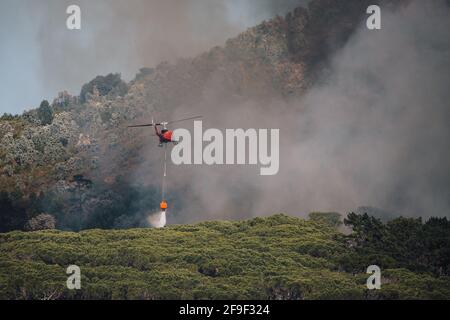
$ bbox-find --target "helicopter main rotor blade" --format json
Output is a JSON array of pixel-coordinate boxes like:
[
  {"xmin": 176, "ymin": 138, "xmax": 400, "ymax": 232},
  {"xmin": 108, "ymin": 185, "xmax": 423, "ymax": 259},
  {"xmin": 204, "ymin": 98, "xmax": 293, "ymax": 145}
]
[
  {"xmin": 128, "ymin": 116, "xmax": 202, "ymax": 128},
  {"xmin": 127, "ymin": 124, "xmax": 155, "ymax": 128},
  {"xmin": 167, "ymin": 116, "xmax": 203, "ymax": 125}
]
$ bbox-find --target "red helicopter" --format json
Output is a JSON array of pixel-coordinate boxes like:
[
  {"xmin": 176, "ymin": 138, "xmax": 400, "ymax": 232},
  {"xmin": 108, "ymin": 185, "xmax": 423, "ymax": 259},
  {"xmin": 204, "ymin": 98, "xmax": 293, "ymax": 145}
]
[
  {"xmin": 127, "ymin": 115, "xmax": 201, "ymax": 218},
  {"xmin": 128, "ymin": 115, "xmax": 202, "ymax": 147}
]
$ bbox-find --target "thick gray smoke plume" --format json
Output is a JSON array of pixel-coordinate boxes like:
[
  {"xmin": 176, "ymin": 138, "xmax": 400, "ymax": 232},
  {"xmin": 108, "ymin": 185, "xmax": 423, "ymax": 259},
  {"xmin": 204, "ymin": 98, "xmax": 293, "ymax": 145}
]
[
  {"xmin": 158, "ymin": 0, "xmax": 450, "ymax": 223},
  {"xmin": 290, "ymin": 0, "xmax": 450, "ymax": 219},
  {"xmin": 0, "ymin": 0, "xmax": 306, "ymax": 114}
]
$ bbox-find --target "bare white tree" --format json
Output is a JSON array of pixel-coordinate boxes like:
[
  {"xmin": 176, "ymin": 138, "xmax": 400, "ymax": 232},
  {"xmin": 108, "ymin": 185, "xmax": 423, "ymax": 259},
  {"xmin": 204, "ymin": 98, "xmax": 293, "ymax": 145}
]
[{"xmin": 25, "ymin": 213, "xmax": 56, "ymax": 231}]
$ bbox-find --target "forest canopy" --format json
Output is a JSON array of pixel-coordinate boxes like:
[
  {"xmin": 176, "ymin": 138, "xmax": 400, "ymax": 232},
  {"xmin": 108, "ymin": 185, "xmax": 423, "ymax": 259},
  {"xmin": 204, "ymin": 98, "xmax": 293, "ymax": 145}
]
[{"xmin": 0, "ymin": 213, "xmax": 449, "ymax": 300}]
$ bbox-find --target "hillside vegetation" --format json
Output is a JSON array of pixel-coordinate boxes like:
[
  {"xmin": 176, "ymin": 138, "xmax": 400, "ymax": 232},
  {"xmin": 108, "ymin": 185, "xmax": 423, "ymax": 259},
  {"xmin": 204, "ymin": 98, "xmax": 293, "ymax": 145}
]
[{"xmin": 1, "ymin": 214, "xmax": 449, "ymax": 300}]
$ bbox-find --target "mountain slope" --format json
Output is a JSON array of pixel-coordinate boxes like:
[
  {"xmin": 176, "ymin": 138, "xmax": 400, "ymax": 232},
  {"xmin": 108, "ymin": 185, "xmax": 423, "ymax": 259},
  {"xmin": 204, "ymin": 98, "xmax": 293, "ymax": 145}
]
[{"xmin": 0, "ymin": 0, "xmax": 410, "ymax": 231}]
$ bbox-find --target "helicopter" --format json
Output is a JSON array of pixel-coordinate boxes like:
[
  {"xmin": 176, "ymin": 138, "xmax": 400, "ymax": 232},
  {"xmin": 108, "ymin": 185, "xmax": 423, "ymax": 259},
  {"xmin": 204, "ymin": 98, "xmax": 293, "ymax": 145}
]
[
  {"xmin": 128, "ymin": 115, "xmax": 202, "ymax": 147},
  {"xmin": 128, "ymin": 115, "xmax": 202, "ymax": 219}
]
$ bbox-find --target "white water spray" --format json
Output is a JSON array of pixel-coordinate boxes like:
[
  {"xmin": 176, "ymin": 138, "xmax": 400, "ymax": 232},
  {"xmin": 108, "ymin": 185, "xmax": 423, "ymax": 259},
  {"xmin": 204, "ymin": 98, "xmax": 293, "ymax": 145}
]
[{"xmin": 147, "ymin": 210, "xmax": 167, "ymax": 228}]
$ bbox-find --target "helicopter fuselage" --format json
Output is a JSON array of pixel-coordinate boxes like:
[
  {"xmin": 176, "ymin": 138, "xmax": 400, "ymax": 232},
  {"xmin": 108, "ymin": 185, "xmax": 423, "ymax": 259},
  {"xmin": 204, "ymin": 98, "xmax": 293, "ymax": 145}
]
[{"xmin": 156, "ymin": 127, "xmax": 178, "ymax": 146}]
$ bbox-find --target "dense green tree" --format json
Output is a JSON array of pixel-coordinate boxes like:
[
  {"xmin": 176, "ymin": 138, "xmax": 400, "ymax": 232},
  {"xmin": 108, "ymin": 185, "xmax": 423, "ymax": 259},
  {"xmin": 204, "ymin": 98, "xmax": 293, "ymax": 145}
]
[
  {"xmin": 1, "ymin": 214, "xmax": 449, "ymax": 300},
  {"xmin": 0, "ymin": 191, "xmax": 27, "ymax": 232},
  {"xmin": 0, "ymin": 113, "xmax": 18, "ymax": 121},
  {"xmin": 344, "ymin": 212, "xmax": 386, "ymax": 246},
  {"xmin": 309, "ymin": 212, "xmax": 342, "ymax": 228},
  {"xmin": 343, "ymin": 212, "xmax": 450, "ymax": 276},
  {"xmin": 70, "ymin": 175, "xmax": 93, "ymax": 230},
  {"xmin": 79, "ymin": 73, "xmax": 128, "ymax": 103},
  {"xmin": 422, "ymin": 217, "xmax": 450, "ymax": 275},
  {"xmin": 37, "ymin": 100, "xmax": 53, "ymax": 125}
]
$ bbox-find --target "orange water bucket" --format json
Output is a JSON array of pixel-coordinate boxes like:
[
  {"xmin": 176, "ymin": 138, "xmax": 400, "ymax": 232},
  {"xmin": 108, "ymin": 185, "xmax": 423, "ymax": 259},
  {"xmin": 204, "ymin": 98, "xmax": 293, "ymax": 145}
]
[{"xmin": 160, "ymin": 200, "xmax": 168, "ymax": 211}]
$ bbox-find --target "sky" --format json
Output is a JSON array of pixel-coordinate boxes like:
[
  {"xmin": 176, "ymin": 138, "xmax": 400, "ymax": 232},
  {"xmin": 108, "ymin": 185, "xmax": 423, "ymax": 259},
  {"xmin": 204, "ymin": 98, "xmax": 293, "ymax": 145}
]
[{"xmin": 0, "ymin": 0, "xmax": 305, "ymax": 115}]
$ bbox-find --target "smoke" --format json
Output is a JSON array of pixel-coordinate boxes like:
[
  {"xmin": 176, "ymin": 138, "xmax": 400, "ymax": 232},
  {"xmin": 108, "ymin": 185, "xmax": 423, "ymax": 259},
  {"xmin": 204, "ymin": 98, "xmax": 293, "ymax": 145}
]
[
  {"xmin": 0, "ymin": 0, "xmax": 307, "ymax": 114},
  {"xmin": 150, "ymin": 0, "xmax": 450, "ymax": 223},
  {"xmin": 289, "ymin": 0, "xmax": 450, "ymax": 219}
]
